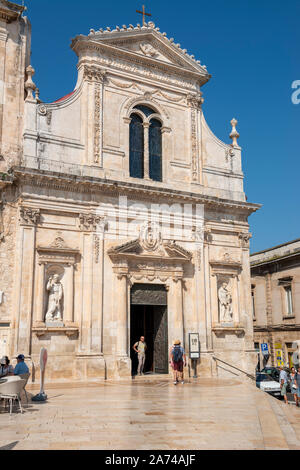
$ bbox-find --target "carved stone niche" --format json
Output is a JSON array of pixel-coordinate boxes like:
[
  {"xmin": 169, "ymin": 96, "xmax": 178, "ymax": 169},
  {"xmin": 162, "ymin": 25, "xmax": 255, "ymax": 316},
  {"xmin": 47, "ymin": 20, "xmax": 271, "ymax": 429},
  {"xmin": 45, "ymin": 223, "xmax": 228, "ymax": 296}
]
[
  {"xmin": 33, "ymin": 234, "xmax": 80, "ymax": 336},
  {"xmin": 210, "ymin": 256, "xmax": 245, "ymax": 336}
]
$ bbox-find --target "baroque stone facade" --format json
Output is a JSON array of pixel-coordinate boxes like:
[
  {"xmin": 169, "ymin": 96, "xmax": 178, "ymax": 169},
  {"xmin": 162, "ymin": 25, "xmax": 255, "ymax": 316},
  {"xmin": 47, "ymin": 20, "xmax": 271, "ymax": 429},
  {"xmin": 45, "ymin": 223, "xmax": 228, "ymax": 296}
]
[
  {"xmin": 0, "ymin": 2, "xmax": 260, "ymax": 380},
  {"xmin": 251, "ymin": 239, "xmax": 300, "ymax": 369}
]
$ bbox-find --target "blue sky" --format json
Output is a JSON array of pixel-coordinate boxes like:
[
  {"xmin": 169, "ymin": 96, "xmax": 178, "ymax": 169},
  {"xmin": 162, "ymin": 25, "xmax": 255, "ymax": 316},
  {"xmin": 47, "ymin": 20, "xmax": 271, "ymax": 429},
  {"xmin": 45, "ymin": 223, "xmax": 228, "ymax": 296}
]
[{"xmin": 22, "ymin": 0, "xmax": 299, "ymax": 253}]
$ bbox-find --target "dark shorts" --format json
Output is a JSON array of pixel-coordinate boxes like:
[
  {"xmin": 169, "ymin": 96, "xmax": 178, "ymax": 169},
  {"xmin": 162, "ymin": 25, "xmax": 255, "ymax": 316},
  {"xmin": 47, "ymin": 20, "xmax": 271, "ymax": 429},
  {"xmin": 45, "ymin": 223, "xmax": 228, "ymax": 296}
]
[{"xmin": 173, "ymin": 360, "xmax": 183, "ymax": 372}]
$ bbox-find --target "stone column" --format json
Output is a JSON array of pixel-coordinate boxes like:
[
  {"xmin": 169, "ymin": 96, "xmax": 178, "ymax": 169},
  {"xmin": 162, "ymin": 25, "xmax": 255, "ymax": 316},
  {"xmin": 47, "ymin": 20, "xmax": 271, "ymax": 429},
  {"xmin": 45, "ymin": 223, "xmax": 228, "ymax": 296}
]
[
  {"xmin": 172, "ymin": 276, "xmax": 184, "ymax": 345},
  {"xmin": 210, "ymin": 274, "xmax": 219, "ymax": 324},
  {"xmin": 0, "ymin": 24, "xmax": 7, "ymax": 151},
  {"xmin": 143, "ymin": 122, "xmax": 150, "ymax": 180},
  {"xmin": 116, "ymin": 273, "xmax": 128, "ymax": 357},
  {"xmin": 35, "ymin": 261, "xmax": 45, "ymax": 325},
  {"xmin": 203, "ymin": 235, "xmax": 213, "ymax": 350},
  {"xmin": 12, "ymin": 208, "xmax": 40, "ymax": 356},
  {"xmin": 79, "ymin": 232, "xmax": 93, "ymax": 352},
  {"xmin": 265, "ymin": 271, "xmax": 274, "ymax": 366},
  {"xmin": 64, "ymin": 263, "xmax": 74, "ymax": 325}
]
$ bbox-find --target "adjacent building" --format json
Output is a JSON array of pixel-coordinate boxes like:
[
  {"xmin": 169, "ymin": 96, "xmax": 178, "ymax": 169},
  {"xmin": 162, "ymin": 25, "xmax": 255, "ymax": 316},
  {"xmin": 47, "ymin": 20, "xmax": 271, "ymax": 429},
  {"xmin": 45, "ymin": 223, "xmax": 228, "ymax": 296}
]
[{"xmin": 251, "ymin": 239, "xmax": 300, "ymax": 369}]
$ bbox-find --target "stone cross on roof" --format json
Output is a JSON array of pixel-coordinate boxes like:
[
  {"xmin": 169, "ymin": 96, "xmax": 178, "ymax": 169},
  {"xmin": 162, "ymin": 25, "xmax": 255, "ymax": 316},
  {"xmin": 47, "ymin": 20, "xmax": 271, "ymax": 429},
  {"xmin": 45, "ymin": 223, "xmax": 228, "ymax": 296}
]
[{"xmin": 136, "ymin": 5, "xmax": 152, "ymax": 26}]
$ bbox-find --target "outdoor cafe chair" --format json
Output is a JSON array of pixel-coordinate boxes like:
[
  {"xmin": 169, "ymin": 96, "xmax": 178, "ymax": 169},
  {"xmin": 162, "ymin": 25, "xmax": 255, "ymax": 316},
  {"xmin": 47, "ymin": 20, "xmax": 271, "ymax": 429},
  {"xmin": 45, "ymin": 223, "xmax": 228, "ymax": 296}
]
[{"xmin": 0, "ymin": 378, "xmax": 25, "ymax": 415}]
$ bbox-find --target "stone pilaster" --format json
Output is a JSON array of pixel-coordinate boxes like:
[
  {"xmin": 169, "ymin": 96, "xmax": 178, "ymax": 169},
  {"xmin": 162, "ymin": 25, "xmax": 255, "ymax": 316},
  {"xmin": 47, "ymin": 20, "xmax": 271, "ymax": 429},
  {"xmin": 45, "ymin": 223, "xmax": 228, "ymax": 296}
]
[{"xmin": 12, "ymin": 207, "xmax": 40, "ymax": 356}]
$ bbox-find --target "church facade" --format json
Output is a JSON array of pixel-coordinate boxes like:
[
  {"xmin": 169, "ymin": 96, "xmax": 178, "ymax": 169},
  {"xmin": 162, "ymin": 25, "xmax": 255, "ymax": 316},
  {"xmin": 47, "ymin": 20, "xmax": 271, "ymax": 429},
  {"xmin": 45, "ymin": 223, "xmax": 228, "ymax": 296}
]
[{"xmin": 0, "ymin": 1, "xmax": 260, "ymax": 380}]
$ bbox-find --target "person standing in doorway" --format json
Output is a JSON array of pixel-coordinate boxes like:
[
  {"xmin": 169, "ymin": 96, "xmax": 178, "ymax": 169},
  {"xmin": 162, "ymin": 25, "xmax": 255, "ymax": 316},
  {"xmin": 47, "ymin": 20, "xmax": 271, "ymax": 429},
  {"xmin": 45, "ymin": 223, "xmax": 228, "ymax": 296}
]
[
  {"xmin": 170, "ymin": 340, "xmax": 186, "ymax": 385},
  {"xmin": 133, "ymin": 336, "xmax": 147, "ymax": 376}
]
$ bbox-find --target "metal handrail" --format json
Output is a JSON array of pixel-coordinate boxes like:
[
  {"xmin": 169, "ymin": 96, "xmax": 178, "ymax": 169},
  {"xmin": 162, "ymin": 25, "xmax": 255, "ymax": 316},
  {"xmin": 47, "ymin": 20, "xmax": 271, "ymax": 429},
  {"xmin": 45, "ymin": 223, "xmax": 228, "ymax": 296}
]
[{"xmin": 212, "ymin": 356, "xmax": 256, "ymax": 381}]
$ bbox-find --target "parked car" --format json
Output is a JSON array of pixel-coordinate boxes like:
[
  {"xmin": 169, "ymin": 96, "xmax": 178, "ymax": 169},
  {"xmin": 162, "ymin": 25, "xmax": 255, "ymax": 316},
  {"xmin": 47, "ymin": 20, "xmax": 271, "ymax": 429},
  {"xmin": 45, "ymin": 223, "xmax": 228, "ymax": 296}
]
[
  {"xmin": 256, "ymin": 373, "xmax": 281, "ymax": 398},
  {"xmin": 261, "ymin": 366, "xmax": 291, "ymax": 392}
]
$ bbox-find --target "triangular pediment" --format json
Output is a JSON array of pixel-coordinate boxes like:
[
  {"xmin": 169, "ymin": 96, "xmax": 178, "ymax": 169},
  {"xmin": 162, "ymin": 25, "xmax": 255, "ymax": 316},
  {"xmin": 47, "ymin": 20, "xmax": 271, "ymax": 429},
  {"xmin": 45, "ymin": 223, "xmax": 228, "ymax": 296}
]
[
  {"xmin": 108, "ymin": 238, "xmax": 192, "ymax": 262},
  {"xmin": 72, "ymin": 24, "xmax": 210, "ymax": 82}
]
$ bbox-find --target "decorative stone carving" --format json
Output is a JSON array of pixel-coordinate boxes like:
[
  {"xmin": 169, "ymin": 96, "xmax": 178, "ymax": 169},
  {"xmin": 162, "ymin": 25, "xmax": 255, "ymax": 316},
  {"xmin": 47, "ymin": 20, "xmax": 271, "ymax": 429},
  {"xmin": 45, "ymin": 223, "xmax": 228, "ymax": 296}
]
[
  {"xmin": 94, "ymin": 85, "xmax": 101, "ymax": 163},
  {"xmin": 238, "ymin": 232, "xmax": 252, "ymax": 248},
  {"xmin": 139, "ymin": 221, "xmax": 161, "ymax": 252},
  {"xmin": 38, "ymin": 104, "xmax": 47, "ymax": 116},
  {"xmin": 218, "ymin": 281, "xmax": 233, "ymax": 323},
  {"xmin": 191, "ymin": 108, "xmax": 198, "ymax": 181},
  {"xmin": 45, "ymin": 274, "xmax": 64, "ymax": 323},
  {"xmin": 25, "ymin": 65, "xmax": 37, "ymax": 102},
  {"xmin": 187, "ymin": 92, "xmax": 204, "ymax": 109},
  {"xmin": 19, "ymin": 207, "xmax": 41, "ymax": 226},
  {"xmin": 229, "ymin": 118, "xmax": 240, "ymax": 147},
  {"xmin": 192, "ymin": 226, "xmax": 204, "ymax": 242},
  {"xmin": 140, "ymin": 42, "xmax": 157, "ymax": 57},
  {"xmin": 204, "ymin": 228, "xmax": 213, "ymax": 243},
  {"xmin": 225, "ymin": 147, "xmax": 235, "ymax": 162},
  {"xmin": 79, "ymin": 213, "xmax": 102, "ymax": 231},
  {"xmin": 50, "ymin": 232, "xmax": 68, "ymax": 249},
  {"xmin": 94, "ymin": 234, "xmax": 100, "ymax": 264},
  {"xmin": 83, "ymin": 65, "xmax": 106, "ymax": 83}
]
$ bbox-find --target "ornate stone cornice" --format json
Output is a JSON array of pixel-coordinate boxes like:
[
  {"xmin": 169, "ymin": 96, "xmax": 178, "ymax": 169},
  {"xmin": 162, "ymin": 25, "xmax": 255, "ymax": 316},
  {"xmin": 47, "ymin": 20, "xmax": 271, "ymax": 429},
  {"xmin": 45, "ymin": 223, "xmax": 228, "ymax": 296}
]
[
  {"xmin": 71, "ymin": 22, "xmax": 210, "ymax": 82},
  {"xmin": 0, "ymin": 0, "xmax": 25, "ymax": 23},
  {"xmin": 75, "ymin": 41, "xmax": 205, "ymax": 91},
  {"xmin": 12, "ymin": 167, "xmax": 261, "ymax": 215}
]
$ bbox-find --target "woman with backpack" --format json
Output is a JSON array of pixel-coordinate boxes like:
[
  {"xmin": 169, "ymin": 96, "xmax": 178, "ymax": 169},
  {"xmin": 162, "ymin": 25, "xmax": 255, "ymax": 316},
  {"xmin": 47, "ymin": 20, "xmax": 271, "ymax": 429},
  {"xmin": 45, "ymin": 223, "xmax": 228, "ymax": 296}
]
[{"xmin": 169, "ymin": 339, "xmax": 186, "ymax": 385}]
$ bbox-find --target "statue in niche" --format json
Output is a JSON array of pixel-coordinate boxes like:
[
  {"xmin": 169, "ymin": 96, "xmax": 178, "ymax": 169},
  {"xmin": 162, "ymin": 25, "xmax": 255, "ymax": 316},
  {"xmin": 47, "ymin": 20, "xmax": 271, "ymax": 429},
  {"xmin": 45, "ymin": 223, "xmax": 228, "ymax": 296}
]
[
  {"xmin": 218, "ymin": 281, "xmax": 233, "ymax": 323},
  {"xmin": 45, "ymin": 274, "xmax": 64, "ymax": 322}
]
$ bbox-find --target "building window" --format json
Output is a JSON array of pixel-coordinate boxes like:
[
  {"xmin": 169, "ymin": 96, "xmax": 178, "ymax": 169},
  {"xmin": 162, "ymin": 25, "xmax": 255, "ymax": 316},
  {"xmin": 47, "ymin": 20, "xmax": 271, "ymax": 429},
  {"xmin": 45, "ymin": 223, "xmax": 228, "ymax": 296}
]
[
  {"xmin": 129, "ymin": 105, "xmax": 163, "ymax": 182},
  {"xmin": 284, "ymin": 285, "xmax": 293, "ymax": 315},
  {"xmin": 254, "ymin": 342, "xmax": 260, "ymax": 352},
  {"xmin": 129, "ymin": 114, "xmax": 144, "ymax": 179},
  {"xmin": 251, "ymin": 285, "xmax": 256, "ymax": 320},
  {"xmin": 149, "ymin": 118, "xmax": 162, "ymax": 182},
  {"xmin": 278, "ymin": 277, "xmax": 293, "ymax": 316}
]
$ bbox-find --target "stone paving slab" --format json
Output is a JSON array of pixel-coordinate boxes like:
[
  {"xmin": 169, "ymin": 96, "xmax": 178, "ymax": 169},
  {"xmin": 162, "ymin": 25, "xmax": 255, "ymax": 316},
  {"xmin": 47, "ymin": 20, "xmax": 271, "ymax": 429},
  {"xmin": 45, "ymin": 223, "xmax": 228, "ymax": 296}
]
[{"xmin": 0, "ymin": 377, "xmax": 299, "ymax": 450}]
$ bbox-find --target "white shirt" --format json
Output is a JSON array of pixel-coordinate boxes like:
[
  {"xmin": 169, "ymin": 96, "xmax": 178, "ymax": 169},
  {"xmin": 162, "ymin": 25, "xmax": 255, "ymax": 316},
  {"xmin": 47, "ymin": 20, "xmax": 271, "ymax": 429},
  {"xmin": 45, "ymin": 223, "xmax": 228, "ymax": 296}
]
[{"xmin": 279, "ymin": 370, "xmax": 288, "ymax": 384}]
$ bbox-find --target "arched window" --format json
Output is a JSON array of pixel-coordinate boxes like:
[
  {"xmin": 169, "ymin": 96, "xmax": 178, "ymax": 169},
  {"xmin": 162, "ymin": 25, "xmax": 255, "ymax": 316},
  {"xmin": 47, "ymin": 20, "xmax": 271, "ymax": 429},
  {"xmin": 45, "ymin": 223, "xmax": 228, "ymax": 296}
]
[
  {"xmin": 149, "ymin": 118, "xmax": 162, "ymax": 182},
  {"xmin": 129, "ymin": 113, "xmax": 144, "ymax": 179},
  {"xmin": 129, "ymin": 105, "xmax": 163, "ymax": 182}
]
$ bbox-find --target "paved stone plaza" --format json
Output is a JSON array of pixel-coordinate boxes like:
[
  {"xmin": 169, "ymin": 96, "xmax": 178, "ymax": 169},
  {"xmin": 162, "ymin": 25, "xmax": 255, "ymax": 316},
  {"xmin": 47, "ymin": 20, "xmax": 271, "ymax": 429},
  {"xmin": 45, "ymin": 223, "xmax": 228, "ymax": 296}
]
[{"xmin": 0, "ymin": 377, "xmax": 299, "ymax": 450}]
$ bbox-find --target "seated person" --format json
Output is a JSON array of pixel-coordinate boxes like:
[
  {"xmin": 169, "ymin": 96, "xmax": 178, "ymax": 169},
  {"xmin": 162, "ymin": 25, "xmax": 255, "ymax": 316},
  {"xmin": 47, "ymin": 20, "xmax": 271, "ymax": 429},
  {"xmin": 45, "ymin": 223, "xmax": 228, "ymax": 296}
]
[
  {"xmin": 14, "ymin": 354, "xmax": 29, "ymax": 376},
  {"xmin": 0, "ymin": 356, "xmax": 14, "ymax": 377}
]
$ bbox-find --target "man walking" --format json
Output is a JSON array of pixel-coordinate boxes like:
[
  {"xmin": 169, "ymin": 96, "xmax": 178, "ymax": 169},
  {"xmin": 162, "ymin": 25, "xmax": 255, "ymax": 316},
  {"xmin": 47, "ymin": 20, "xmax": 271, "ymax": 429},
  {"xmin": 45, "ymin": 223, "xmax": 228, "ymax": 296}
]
[
  {"xmin": 170, "ymin": 339, "xmax": 186, "ymax": 385},
  {"xmin": 133, "ymin": 336, "xmax": 147, "ymax": 376},
  {"xmin": 279, "ymin": 365, "xmax": 289, "ymax": 405}
]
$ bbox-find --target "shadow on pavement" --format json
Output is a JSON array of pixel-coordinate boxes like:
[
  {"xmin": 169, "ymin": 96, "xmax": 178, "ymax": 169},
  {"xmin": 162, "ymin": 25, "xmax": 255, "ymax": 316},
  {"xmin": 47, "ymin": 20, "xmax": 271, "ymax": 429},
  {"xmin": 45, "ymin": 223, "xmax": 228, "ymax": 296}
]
[{"xmin": 0, "ymin": 441, "xmax": 19, "ymax": 450}]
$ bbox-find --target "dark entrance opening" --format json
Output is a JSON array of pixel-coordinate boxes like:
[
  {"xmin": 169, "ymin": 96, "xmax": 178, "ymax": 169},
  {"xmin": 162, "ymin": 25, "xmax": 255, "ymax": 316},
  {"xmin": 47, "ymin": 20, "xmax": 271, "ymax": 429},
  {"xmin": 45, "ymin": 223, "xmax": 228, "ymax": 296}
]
[{"xmin": 130, "ymin": 284, "xmax": 168, "ymax": 376}]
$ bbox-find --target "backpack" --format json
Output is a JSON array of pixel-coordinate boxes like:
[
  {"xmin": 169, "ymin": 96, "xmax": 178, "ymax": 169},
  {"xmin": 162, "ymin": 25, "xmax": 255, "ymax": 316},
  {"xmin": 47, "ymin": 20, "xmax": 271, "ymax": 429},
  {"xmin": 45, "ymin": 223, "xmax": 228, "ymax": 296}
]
[{"xmin": 172, "ymin": 345, "xmax": 183, "ymax": 363}]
